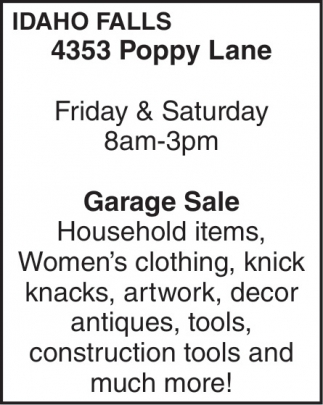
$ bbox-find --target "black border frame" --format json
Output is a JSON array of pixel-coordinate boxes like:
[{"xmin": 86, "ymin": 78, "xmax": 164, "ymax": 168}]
[{"xmin": 0, "ymin": 0, "xmax": 322, "ymax": 404}]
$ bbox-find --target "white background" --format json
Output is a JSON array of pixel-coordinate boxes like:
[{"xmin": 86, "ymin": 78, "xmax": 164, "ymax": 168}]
[{"xmin": 3, "ymin": 3, "xmax": 321, "ymax": 402}]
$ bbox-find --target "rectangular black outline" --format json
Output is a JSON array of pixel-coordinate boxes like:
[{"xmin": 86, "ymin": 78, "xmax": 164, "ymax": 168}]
[{"xmin": 0, "ymin": 0, "xmax": 321, "ymax": 404}]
